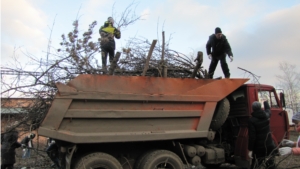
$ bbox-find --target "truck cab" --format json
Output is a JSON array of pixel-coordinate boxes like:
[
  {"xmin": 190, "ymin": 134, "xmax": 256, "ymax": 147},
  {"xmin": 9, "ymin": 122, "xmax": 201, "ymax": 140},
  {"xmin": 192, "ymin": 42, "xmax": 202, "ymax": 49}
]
[{"xmin": 223, "ymin": 84, "xmax": 289, "ymax": 168}]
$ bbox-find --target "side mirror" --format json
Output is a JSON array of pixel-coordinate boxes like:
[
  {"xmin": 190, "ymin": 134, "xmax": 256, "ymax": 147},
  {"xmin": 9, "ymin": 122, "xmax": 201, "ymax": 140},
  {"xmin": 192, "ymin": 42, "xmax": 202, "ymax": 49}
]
[{"xmin": 280, "ymin": 92, "xmax": 285, "ymax": 107}]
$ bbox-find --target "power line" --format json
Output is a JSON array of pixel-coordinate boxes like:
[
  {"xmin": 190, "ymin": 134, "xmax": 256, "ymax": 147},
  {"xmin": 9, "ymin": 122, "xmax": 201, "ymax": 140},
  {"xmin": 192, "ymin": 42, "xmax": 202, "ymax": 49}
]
[{"xmin": 0, "ymin": 69, "xmax": 46, "ymax": 76}]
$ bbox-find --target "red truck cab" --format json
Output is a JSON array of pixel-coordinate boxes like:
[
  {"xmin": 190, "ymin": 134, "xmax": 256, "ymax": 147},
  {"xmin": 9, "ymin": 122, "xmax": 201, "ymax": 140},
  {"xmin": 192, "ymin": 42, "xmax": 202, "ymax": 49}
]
[{"xmin": 225, "ymin": 84, "xmax": 289, "ymax": 168}]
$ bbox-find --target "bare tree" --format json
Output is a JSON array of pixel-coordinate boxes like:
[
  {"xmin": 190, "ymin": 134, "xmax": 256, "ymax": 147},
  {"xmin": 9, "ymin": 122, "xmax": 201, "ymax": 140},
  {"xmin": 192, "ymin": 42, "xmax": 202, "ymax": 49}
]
[
  {"xmin": 117, "ymin": 35, "xmax": 206, "ymax": 78},
  {"xmin": 112, "ymin": 1, "xmax": 144, "ymax": 29},
  {"xmin": 276, "ymin": 62, "xmax": 300, "ymax": 112}
]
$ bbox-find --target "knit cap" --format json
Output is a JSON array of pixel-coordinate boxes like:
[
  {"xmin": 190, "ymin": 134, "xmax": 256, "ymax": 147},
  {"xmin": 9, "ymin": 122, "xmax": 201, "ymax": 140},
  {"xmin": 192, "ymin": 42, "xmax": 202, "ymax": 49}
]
[
  {"xmin": 215, "ymin": 27, "xmax": 222, "ymax": 34},
  {"xmin": 252, "ymin": 101, "xmax": 262, "ymax": 111}
]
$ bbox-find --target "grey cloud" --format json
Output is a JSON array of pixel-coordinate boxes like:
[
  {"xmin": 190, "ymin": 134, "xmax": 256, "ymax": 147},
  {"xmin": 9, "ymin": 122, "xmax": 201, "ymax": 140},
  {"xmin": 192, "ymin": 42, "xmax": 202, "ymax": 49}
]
[
  {"xmin": 1, "ymin": 0, "xmax": 48, "ymax": 65},
  {"xmin": 229, "ymin": 4, "xmax": 300, "ymax": 85}
]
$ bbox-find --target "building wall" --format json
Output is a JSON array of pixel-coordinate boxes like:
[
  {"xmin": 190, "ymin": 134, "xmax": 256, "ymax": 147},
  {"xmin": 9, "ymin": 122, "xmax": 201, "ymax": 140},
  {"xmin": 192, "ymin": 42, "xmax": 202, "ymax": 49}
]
[{"xmin": 1, "ymin": 98, "xmax": 35, "ymax": 132}]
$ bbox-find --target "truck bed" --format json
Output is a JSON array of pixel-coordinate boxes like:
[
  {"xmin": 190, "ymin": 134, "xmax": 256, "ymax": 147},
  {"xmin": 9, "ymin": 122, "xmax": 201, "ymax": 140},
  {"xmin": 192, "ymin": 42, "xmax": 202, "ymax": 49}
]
[{"xmin": 38, "ymin": 75, "xmax": 248, "ymax": 143}]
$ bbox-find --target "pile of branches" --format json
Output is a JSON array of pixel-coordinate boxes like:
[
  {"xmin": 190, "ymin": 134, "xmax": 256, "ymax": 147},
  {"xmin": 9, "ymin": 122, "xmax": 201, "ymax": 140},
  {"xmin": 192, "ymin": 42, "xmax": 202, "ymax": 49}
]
[
  {"xmin": 53, "ymin": 20, "xmax": 208, "ymax": 79},
  {"xmin": 115, "ymin": 37, "xmax": 207, "ymax": 78}
]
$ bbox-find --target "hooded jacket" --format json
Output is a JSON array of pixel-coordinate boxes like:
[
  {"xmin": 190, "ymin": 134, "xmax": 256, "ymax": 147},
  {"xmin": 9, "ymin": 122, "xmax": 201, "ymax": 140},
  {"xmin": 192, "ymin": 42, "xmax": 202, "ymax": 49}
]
[
  {"xmin": 1, "ymin": 130, "xmax": 21, "ymax": 164},
  {"xmin": 206, "ymin": 34, "xmax": 233, "ymax": 59},
  {"xmin": 248, "ymin": 101, "xmax": 276, "ymax": 154}
]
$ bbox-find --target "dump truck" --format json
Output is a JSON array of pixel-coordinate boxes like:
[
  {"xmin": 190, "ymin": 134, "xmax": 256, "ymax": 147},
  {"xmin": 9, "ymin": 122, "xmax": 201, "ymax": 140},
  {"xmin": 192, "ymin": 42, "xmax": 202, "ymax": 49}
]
[{"xmin": 38, "ymin": 74, "xmax": 289, "ymax": 169}]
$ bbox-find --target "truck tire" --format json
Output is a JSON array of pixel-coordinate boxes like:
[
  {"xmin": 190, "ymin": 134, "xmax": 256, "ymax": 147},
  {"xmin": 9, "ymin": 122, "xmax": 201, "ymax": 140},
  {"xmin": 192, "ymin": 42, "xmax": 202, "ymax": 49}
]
[
  {"xmin": 210, "ymin": 98, "xmax": 230, "ymax": 130},
  {"xmin": 74, "ymin": 152, "xmax": 122, "ymax": 169},
  {"xmin": 134, "ymin": 150, "xmax": 157, "ymax": 169},
  {"xmin": 139, "ymin": 150, "xmax": 184, "ymax": 169}
]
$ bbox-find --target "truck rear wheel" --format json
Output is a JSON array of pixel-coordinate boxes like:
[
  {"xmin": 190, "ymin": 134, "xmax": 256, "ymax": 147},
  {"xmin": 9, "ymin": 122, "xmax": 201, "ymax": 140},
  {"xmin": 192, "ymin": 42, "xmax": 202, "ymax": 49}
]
[
  {"xmin": 134, "ymin": 150, "xmax": 157, "ymax": 169},
  {"xmin": 74, "ymin": 152, "xmax": 122, "ymax": 169},
  {"xmin": 210, "ymin": 98, "xmax": 230, "ymax": 130},
  {"xmin": 138, "ymin": 150, "xmax": 184, "ymax": 169}
]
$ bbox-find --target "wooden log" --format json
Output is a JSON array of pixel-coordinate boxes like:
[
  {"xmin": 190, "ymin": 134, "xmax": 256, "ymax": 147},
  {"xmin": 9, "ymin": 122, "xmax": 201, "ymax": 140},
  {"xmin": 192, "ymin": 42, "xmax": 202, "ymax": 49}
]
[
  {"xmin": 161, "ymin": 31, "xmax": 165, "ymax": 62},
  {"xmin": 142, "ymin": 40, "xmax": 157, "ymax": 76},
  {"xmin": 160, "ymin": 31, "xmax": 165, "ymax": 77},
  {"xmin": 191, "ymin": 51, "xmax": 203, "ymax": 78},
  {"xmin": 163, "ymin": 65, "xmax": 167, "ymax": 77}
]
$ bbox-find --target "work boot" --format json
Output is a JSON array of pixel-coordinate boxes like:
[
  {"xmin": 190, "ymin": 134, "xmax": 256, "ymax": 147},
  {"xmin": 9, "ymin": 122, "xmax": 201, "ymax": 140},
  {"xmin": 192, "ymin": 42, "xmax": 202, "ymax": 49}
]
[
  {"xmin": 224, "ymin": 72, "xmax": 230, "ymax": 79},
  {"xmin": 209, "ymin": 73, "xmax": 214, "ymax": 79}
]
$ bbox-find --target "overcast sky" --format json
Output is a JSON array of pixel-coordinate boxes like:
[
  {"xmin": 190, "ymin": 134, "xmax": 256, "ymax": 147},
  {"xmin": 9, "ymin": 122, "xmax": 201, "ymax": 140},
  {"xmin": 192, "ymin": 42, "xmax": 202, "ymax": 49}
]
[{"xmin": 1, "ymin": 0, "xmax": 300, "ymax": 86}]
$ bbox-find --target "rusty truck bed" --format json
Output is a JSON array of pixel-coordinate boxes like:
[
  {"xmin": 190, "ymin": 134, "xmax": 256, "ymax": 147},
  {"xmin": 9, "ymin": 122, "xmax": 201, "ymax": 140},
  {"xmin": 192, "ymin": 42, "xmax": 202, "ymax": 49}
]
[{"xmin": 38, "ymin": 75, "xmax": 248, "ymax": 143}]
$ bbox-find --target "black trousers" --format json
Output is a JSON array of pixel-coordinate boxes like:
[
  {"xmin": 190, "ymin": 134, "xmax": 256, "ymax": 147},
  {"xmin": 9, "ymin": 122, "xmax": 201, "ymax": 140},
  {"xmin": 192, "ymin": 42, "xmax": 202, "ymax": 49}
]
[
  {"xmin": 208, "ymin": 56, "xmax": 230, "ymax": 78},
  {"xmin": 46, "ymin": 143, "xmax": 60, "ymax": 167},
  {"xmin": 101, "ymin": 48, "xmax": 115, "ymax": 67}
]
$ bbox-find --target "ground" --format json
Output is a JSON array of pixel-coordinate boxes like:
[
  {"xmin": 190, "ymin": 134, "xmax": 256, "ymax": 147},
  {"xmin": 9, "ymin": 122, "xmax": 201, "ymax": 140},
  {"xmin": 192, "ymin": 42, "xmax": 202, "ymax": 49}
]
[
  {"xmin": 272, "ymin": 130, "xmax": 300, "ymax": 169},
  {"xmin": 7, "ymin": 131, "xmax": 300, "ymax": 169},
  {"xmin": 14, "ymin": 134, "xmax": 53, "ymax": 168}
]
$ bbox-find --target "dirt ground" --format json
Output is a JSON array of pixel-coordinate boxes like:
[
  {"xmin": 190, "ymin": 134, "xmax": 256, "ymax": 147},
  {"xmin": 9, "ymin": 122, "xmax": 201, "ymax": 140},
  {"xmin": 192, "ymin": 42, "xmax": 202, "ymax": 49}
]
[
  {"xmin": 269, "ymin": 130, "xmax": 300, "ymax": 169},
  {"xmin": 14, "ymin": 133, "xmax": 53, "ymax": 168},
  {"xmin": 7, "ymin": 131, "xmax": 300, "ymax": 169}
]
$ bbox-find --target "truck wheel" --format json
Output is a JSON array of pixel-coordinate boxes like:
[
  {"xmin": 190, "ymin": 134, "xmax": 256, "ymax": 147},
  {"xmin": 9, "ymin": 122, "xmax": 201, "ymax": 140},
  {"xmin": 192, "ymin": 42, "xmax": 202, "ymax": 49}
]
[
  {"xmin": 210, "ymin": 98, "xmax": 230, "ymax": 130},
  {"xmin": 134, "ymin": 150, "xmax": 157, "ymax": 169},
  {"xmin": 74, "ymin": 152, "xmax": 122, "ymax": 169},
  {"xmin": 139, "ymin": 150, "xmax": 184, "ymax": 169}
]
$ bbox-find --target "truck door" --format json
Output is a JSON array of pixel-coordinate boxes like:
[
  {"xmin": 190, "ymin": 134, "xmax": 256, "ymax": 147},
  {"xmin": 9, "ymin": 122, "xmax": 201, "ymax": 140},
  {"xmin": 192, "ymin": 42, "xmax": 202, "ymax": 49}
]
[{"xmin": 257, "ymin": 89, "xmax": 289, "ymax": 143}]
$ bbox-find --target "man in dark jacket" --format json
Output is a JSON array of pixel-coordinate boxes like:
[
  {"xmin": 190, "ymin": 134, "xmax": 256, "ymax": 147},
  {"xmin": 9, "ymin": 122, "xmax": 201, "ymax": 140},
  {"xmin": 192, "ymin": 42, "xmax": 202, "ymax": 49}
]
[
  {"xmin": 248, "ymin": 101, "xmax": 276, "ymax": 169},
  {"xmin": 21, "ymin": 133, "xmax": 35, "ymax": 158},
  {"xmin": 206, "ymin": 27, "xmax": 233, "ymax": 78},
  {"xmin": 99, "ymin": 17, "xmax": 121, "ymax": 71},
  {"xmin": 46, "ymin": 138, "xmax": 60, "ymax": 168},
  {"xmin": 1, "ymin": 129, "xmax": 21, "ymax": 169}
]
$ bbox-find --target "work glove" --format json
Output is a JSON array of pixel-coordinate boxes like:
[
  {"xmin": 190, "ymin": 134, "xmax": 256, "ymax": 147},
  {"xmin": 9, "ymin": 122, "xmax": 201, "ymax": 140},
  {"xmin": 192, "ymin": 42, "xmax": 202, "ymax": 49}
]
[
  {"xmin": 21, "ymin": 144, "xmax": 27, "ymax": 148},
  {"xmin": 208, "ymin": 54, "xmax": 212, "ymax": 60},
  {"xmin": 282, "ymin": 139, "xmax": 295, "ymax": 147},
  {"xmin": 279, "ymin": 147, "xmax": 292, "ymax": 156},
  {"xmin": 248, "ymin": 151, "xmax": 253, "ymax": 159},
  {"xmin": 229, "ymin": 56, "xmax": 233, "ymax": 62}
]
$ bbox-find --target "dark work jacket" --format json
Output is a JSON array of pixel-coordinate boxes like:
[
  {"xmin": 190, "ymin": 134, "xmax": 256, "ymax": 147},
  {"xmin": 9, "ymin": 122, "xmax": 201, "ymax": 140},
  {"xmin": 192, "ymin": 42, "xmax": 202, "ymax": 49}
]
[
  {"xmin": 248, "ymin": 101, "xmax": 275, "ymax": 155},
  {"xmin": 99, "ymin": 21, "xmax": 121, "ymax": 51},
  {"xmin": 206, "ymin": 34, "xmax": 233, "ymax": 59},
  {"xmin": 1, "ymin": 131, "xmax": 21, "ymax": 164},
  {"xmin": 21, "ymin": 136, "xmax": 33, "ymax": 148}
]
